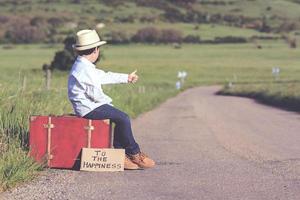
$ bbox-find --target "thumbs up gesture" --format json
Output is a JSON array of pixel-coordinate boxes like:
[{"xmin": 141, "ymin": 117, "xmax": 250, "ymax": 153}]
[{"xmin": 128, "ymin": 70, "xmax": 139, "ymax": 83}]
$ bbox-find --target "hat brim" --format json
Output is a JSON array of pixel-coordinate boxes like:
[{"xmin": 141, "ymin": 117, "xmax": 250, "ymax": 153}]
[{"xmin": 73, "ymin": 41, "xmax": 107, "ymax": 51}]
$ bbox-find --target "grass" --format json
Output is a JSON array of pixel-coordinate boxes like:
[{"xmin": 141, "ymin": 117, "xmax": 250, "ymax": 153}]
[
  {"xmin": 0, "ymin": 41, "xmax": 300, "ymax": 191},
  {"xmin": 0, "ymin": 139, "xmax": 42, "ymax": 191},
  {"xmin": 219, "ymin": 81, "xmax": 300, "ymax": 113},
  {"xmin": 194, "ymin": 0, "xmax": 300, "ymax": 19}
]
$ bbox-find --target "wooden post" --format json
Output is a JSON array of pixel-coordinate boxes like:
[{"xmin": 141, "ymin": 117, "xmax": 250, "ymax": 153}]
[
  {"xmin": 22, "ymin": 75, "xmax": 26, "ymax": 92},
  {"xmin": 46, "ymin": 68, "xmax": 51, "ymax": 90},
  {"xmin": 138, "ymin": 86, "xmax": 146, "ymax": 94}
]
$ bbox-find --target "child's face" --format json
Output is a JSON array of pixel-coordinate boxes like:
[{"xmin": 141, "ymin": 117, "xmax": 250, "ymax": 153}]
[{"xmin": 93, "ymin": 47, "xmax": 100, "ymax": 64}]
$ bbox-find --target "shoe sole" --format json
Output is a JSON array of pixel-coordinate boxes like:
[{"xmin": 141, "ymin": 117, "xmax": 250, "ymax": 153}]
[{"xmin": 124, "ymin": 167, "xmax": 142, "ymax": 170}]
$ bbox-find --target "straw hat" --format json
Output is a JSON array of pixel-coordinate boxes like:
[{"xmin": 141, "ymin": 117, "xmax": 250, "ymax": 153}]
[{"xmin": 74, "ymin": 29, "xmax": 106, "ymax": 51}]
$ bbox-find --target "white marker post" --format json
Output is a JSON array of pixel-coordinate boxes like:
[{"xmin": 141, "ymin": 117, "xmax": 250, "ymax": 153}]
[
  {"xmin": 272, "ymin": 67, "xmax": 280, "ymax": 81},
  {"xmin": 176, "ymin": 70, "xmax": 188, "ymax": 89}
]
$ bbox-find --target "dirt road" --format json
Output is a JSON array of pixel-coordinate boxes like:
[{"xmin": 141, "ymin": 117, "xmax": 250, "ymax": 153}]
[{"xmin": 2, "ymin": 86, "xmax": 300, "ymax": 200}]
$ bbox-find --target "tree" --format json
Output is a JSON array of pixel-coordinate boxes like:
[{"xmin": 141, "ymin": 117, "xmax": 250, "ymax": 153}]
[{"xmin": 46, "ymin": 36, "xmax": 76, "ymax": 71}]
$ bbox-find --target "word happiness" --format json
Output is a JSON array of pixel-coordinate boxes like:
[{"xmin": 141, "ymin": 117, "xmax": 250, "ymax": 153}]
[{"xmin": 81, "ymin": 150, "xmax": 122, "ymax": 170}]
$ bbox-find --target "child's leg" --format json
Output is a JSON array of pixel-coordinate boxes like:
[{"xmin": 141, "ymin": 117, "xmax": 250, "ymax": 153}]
[{"xmin": 83, "ymin": 104, "xmax": 140, "ymax": 155}]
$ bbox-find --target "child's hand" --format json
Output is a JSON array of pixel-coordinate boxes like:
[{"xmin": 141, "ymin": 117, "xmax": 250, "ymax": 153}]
[{"xmin": 128, "ymin": 70, "xmax": 139, "ymax": 83}]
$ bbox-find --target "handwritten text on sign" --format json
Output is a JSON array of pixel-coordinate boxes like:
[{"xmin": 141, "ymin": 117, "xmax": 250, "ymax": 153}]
[{"xmin": 80, "ymin": 148, "xmax": 125, "ymax": 172}]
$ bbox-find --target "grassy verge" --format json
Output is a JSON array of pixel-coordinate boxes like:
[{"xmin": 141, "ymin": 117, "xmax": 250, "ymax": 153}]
[
  {"xmin": 0, "ymin": 138, "xmax": 42, "ymax": 191},
  {"xmin": 218, "ymin": 81, "xmax": 300, "ymax": 113},
  {"xmin": 0, "ymin": 42, "xmax": 300, "ymax": 191}
]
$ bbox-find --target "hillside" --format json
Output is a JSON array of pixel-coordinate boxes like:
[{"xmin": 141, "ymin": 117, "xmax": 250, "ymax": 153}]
[{"xmin": 0, "ymin": 0, "xmax": 300, "ymax": 44}]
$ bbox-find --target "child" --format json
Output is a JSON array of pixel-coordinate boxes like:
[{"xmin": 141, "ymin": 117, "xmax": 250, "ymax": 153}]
[{"xmin": 68, "ymin": 29, "xmax": 155, "ymax": 169}]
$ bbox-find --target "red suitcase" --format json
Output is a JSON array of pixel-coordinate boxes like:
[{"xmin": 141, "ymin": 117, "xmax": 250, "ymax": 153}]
[{"xmin": 29, "ymin": 115, "xmax": 112, "ymax": 169}]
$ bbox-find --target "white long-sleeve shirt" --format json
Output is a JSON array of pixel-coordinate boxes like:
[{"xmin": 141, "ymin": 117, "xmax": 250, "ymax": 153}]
[{"xmin": 68, "ymin": 56, "xmax": 128, "ymax": 116}]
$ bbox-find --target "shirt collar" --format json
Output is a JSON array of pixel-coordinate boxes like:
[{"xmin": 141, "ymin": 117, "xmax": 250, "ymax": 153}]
[{"xmin": 77, "ymin": 56, "xmax": 96, "ymax": 68}]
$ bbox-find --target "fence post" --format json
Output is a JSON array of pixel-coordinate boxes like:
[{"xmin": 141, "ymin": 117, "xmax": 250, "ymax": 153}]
[
  {"xmin": 22, "ymin": 75, "xmax": 26, "ymax": 92},
  {"xmin": 46, "ymin": 68, "xmax": 51, "ymax": 90},
  {"xmin": 43, "ymin": 64, "xmax": 52, "ymax": 90}
]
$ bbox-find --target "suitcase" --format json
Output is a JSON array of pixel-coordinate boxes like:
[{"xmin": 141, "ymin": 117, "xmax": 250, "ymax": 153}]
[{"xmin": 29, "ymin": 115, "xmax": 112, "ymax": 169}]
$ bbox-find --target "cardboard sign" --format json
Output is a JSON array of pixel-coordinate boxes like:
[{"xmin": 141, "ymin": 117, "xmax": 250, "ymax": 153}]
[{"xmin": 80, "ymin": 148, "xmax": 125, "ymax": 172}]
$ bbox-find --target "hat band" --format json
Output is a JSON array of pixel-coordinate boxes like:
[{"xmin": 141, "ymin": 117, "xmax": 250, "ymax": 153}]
[{"xmin": 76, "ymin": 40, "xmax": 101, "ymax": 48}]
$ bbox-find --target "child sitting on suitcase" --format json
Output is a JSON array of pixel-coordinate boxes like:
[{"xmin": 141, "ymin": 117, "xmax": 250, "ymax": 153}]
[{"xmin": 68, "ymin": 29, "xmax": 155, "ymax": 169}]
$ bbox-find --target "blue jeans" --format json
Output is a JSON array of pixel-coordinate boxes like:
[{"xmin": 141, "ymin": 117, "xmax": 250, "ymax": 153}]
[{"xmin": 83, "ymin": 104, "xmax": 140, "ymax": 155}]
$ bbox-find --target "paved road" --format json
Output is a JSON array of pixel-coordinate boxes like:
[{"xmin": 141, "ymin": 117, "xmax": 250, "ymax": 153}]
[{"xmin": 2, "ymin": 86, "xmax": 300, "ymax": 200}]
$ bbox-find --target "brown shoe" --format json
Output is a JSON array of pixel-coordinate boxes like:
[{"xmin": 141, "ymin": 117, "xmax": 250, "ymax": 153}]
[
  {"xmin": 128, "ymin": 152, "xmax": 155, "ymax": 169},
  {"xmin": 124, "ymin": 156, "xmax": 140, "ymax": 170}
]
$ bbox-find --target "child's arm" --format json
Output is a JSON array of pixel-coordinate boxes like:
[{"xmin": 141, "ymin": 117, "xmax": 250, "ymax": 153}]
[{"xmin": 95, "ymin": 69, "xmax": 138, "ymax": 84}]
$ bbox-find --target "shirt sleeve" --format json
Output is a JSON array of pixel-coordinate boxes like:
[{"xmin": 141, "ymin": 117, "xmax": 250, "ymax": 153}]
[{"xmin": 95, "ymin": 69, "xmax": 128, "ymax": 85}]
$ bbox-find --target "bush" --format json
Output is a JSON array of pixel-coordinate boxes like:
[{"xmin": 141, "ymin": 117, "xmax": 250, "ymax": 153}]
[
  {"xmin": 250, "ymin": 35, "xmax": 280, "ymax": 40},
  {"xmin": 167, "ymin": 0, "xmax": 196, "ymax": 5},
  {"xmin": 132, "ymin": 27, "xmax": 183, "ymax": 43},
  {"xmin": 160, "ymin": 29, "xmax": 183, "ymax": 43},
  {"xmin": 139, "ymin": 15, "xmax": 158, "ymax": 23},
  {"xmin": 114, "ymin": 15, "xmax": 135, "ymax": 23},
  {"xmin": 100, "ymin": 0, "xmax": 124, "ymax": 6},
  {"xmin": 109, "ymin": 31, "xmax": 130, "ymax": 44},
  {"xmin": 132, "ymin": 27, "xmax": 161, "ymax": 43},
  {"xmin": 259, "ymin": 18, "xmax": 271, "ymax": 33},
  {"xmin": 214, "ymin": 36, "xmax": 247, "ymax": 43},
  {"xmin": 135, "ymin": 0, "xmax": 168, "ymax": 9},
  {"xmin": 287, "ymin": 38, "xmax": 297, "ymax": 49},
  {"xmin": 5, "ymin": 20, "xmax": 46, "ymax": 43},
  {"xmin": 0, "ymin": 15, "xmax": 9, "ymax": 24},
  {"xmin": 47, "ymin": 17, "xmax": 64, "ymax": 27},
  {"xmin": 223, "ymin": 14, "xmax": 239, "ymax": 24},
  {"xmin": 30, "ymin": 16, "xmax": 46, "ymax": 27},
  {"xmin": 278, "ymin": 22, "xmax": 297, "ymax": 32},
  {"xmin": 183, "ymin": 35, "xmax": 201, "ymax": 43},
  {"xmin": 163, "ymin": 7, "xmax": 185, "ymax": 22}
]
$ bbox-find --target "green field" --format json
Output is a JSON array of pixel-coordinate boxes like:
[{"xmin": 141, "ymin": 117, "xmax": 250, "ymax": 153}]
[
  {"xmin": 1, "ymin": 42, "xmax": 300, "ymax": 115},
  {"xmin": 1, "ymin": 41, "xmax": 300, "ymax": 190},
  {"xmin": 192, "ymin": 0, "xmax": 300, "ymax": 19}
]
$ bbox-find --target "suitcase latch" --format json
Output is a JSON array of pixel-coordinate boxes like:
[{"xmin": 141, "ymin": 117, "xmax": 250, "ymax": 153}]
[
  {"xmin": 84, "ymin": 125, "xmax": 94, "ymax": 131},
  {"xmin": 47, "ymin": 154, "xmax": 54, "ymax": 160},
  {"xmin": 43, "ymin": 123, "xmax": 54, "ymax": 129}
]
